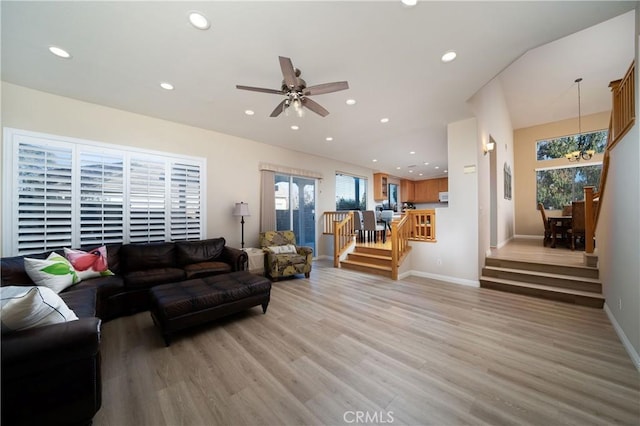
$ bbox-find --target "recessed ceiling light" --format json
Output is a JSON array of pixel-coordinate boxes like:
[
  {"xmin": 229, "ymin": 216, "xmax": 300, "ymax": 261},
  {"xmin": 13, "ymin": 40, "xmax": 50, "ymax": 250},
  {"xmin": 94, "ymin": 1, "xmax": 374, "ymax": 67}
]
[
  {"xmin": 325, "ymin": 137, "xmax": 333, "ymax": 141},
  {"xmin": 424, "ymin": 162, "xmax": 429, "ymax": 166},
  {"xmin": 435, "ymin": 166, "xmax": 440, "ymax": 169},
  {"xmin": 160, "ymin": 82, "xmax": 174, "ymax": 90},
  {"xmin": 396, "ymin": 166, "xmax": 401, "ymax": 170},
  {"xmin": 409, "ymin": 170, "xmax": 414, "ymax": 173},
  {"xmin": 419, "ymin": 173, "xmax": 423, "ymax": 176},
  {"xmin": 444, "ymin": 170, "xmax": 448, "ymax": 173},
  {"xmin": 372, "ymin": 159, "xmax": 378, "ymax": 162},
  {"xmin": 291, "ymin": 125, "xmax": 299, "ymax": 130},
  {"xmin": 409, "ymin": 151, "xmax": 415, "ymax": 155},
  {"xmin": 380, "ymin": 118, "xmax": 389, "ymax": 123},
  {"xmin": 188, "ymin": 11, "xmax": 210, "ymax": 30},
  {"xmin": 244, "ymin": 110, "xmax": 255, "ymax": 116},
  {"xmin": 346, "ymin": 99, "xmax": 356, "ymax": 106},
  {"xmin": 401, "ymin": 0, "xmax": 418, "ymax": 6},
  {"xmin": 48, "ymin": 46, "xmax": 71, "ymax": 59},
  {"xmin": 441, "ymin": 50, "xmax": 457, "ymax": 63}
]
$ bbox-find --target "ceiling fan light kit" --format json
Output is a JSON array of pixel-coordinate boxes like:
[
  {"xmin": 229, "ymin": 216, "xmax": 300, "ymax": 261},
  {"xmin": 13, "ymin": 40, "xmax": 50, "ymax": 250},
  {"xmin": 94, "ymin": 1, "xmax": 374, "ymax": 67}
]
[{"xmin": 236, "ymin": 56, "xmax": 349, "ymax": 118}]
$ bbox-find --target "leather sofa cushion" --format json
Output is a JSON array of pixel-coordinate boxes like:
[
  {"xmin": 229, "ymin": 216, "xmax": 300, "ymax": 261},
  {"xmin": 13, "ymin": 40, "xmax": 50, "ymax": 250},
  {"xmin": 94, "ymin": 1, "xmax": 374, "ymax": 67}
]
[
  {"xmin": 184, "ymin": 261, "xmax": 232, "ymax": 279},
  {"xmin": 175, "ymin": 238, "xmax": 225, "ymax": 265},
  {"xmin": 61, "ymin": 288, "xmax": 97, "ymax": 318},
  {"xmin": 121, "ymin": 242, "xmax": 176, "ymax": 272},
  {"xmin": 123, "ymin": 268, "xmax": 185, "ymax": 289},
  {"xmin": 105, "ymin": 243, "xmax": 122, "ymax": 274},
  {"xmin": 65, "ymin": 275, "xmax": 124, "ymax": 319},
  {"xmin": 1, "ymin": 252, "xmax": 52, "ymax": 286}
]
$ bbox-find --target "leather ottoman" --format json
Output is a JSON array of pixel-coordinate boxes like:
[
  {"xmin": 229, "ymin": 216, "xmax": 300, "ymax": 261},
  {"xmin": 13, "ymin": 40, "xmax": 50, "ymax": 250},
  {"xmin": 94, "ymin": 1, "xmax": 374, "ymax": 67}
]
[{"xmin": 149, "ymin": 271, "xmax": 271, "ymax": 346}]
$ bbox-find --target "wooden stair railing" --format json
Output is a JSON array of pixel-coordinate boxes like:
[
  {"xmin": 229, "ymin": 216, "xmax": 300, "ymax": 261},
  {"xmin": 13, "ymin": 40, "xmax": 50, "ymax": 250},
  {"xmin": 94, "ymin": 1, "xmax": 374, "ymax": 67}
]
[
  {"xmin": 323, "ymin": 211, "xmax": 352, "ymax": 235},
  {"xmin": 390, "ymin": 214, "xmax": 411, "ymax": 280},
  {"xmin": 332, "ymin": 211, "xmax": 355, "ymax": 267},
  {"xmin": 608, "ymin": 61, "xmax": 635, "ymax": 149},
  {"xmin": 406, "ymin": 209, "xmax": 437, "ymax": 241},
  {"xmin": 325, "ymin": 209, "xmax": 437, "ymax": 276},
  {"xmin": 584, "ymin": 60, "xmax": 635, "ymax": 254}
]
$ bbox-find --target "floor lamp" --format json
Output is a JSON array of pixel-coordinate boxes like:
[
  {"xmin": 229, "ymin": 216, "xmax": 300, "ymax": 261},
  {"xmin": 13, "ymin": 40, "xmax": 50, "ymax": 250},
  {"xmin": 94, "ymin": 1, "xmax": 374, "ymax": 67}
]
[{"xmin": 232, "ymin": 202, "xmax": 250, "ymax": 250}]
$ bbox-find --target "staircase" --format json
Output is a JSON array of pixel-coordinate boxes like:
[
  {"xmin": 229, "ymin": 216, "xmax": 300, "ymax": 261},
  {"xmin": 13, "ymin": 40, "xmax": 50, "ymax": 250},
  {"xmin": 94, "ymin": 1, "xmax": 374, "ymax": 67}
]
[
  {"xmin": 341, "ymin": 245, "xmax": 393, "ymax": 278},
  {"xmin": 480, "ymin": 257, "xmax": 604, "ymax": 308}
]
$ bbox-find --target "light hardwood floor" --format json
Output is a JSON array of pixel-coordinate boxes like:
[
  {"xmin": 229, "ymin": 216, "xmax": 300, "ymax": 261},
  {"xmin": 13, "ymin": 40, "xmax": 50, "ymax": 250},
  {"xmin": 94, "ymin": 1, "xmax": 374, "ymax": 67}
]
[
  {"xmin": 94, "ymin": 259, "xmax": 639, "ymax": 426},
  {"xmin": 488, "ymin": 237, "xmax": 586, "ymax": 267}
]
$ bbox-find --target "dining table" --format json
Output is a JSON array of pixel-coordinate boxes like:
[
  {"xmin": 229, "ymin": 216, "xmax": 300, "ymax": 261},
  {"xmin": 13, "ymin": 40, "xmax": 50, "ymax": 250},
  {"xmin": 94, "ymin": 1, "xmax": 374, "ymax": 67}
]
[{"xmin": 548, "ymin": 215, "xmax": 572, "ymax": 248}]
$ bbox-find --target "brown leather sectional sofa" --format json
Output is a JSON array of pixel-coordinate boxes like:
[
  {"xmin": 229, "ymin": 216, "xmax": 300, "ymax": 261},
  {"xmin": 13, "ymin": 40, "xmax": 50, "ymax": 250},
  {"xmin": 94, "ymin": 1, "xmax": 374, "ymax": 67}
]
[{"xmin": 0, "ymin": 237, "xmax": 247, "ymax": 426}]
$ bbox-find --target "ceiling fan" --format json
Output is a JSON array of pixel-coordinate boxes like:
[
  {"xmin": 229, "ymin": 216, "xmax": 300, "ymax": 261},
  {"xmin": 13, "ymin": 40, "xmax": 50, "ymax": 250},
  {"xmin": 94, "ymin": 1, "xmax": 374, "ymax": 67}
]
[{"xmin": 236, "ymin": 56, "xmax": 349, "ymax": 118}]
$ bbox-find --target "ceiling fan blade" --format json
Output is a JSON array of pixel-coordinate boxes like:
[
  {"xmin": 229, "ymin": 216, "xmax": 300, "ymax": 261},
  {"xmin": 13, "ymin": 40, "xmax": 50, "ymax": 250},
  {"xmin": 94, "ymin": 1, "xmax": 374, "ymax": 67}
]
[
  {"xmin": 236, "ymin": 85, "xmax": 283, "ymax": 95},
  {"xmin": 270, "ymin": 99, "xmax": 288, "ymax": 117},
  {"xmin": 279, "ymin": 56, "xmax": 297, "ymax": 88},
  {"xmin": 303, "ymin": 81, "xmax": 349, "ymax": 96},
  {"xmin": 302, "ymin": 98, "xmax": 329, "ymax": 117}
]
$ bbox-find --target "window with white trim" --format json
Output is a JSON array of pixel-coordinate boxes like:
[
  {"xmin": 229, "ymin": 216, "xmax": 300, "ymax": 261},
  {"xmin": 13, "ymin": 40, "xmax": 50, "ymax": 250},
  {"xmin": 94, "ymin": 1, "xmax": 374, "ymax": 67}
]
[{"xmin": 3, "ymin": 128, "xmax": 206, "ymax": 255}]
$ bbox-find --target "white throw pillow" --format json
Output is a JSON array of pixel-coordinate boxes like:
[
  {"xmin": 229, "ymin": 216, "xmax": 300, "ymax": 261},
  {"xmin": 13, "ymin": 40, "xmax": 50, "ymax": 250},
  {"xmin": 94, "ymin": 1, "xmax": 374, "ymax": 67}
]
[
  {"xmin": 267, "ymin": 244, "xmax": 298, "ymax": 254},
  {"xmin": 24, "ymin": 252, "xmax": 80, "ymax": 293},
  {"xmin": 0, "ymin": 286, "xmax": 79, "ymax": 334}
]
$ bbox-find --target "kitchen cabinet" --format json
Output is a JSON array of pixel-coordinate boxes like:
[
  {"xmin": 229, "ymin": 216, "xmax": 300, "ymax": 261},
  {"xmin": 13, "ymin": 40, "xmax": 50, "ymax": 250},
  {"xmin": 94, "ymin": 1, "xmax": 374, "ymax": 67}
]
[
  {"xmin": 400, "ymin": 179, "xmax": 415, "ymax": 203},
  {"xmin": 412, "ymin": 177, "xmax": 448, "ymax": 202},
  {"xmin": 373, "ymin": 173, "xmax": 388, "ymax": 201},
  {"xmin": 438, "ymin": 177, "xmax": 448, "ymax": 192}
]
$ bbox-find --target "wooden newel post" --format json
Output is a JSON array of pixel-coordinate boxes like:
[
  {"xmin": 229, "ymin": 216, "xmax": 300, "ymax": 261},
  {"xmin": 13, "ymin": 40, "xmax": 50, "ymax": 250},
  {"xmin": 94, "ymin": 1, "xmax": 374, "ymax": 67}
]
[
  {"xmin": 333, "ymin": 219, "xmax": 340, "ymax": 267},
  {"xmin": 391, "ymin": 221, "xmax": 399, "ymax": 280},
  {"xmin": 584, "ymin": 186, "xmax": 595, "ymax": 254}
]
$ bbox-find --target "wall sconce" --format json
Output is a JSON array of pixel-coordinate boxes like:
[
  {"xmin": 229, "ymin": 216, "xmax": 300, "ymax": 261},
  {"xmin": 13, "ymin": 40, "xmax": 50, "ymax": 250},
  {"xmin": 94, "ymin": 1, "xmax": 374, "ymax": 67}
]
[{"xmin": 484, "ymin": 136, "xmax": 496, "ymax": 156}]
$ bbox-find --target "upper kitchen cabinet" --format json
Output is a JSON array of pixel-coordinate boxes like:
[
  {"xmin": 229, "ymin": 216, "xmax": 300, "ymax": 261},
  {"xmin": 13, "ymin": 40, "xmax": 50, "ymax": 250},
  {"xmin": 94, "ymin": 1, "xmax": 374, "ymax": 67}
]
[
  {"xmin": 412, "ymin": 177, "xmax": 448, "ymax": 202},
  {"xmin": 400, "ymin": 179, "xmax": 415, "ymax": 203},
  {"xmin": 373, "ymin": 173, "xmax": 388, "ymax": 201}
]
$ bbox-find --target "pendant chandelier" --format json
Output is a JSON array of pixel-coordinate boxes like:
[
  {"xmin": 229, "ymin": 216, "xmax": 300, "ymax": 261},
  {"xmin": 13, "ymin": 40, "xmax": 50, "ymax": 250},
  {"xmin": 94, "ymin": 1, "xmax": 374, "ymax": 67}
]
[{"xmin": 565, "ymin": 77, "xmax": 595, "ymax": 162}]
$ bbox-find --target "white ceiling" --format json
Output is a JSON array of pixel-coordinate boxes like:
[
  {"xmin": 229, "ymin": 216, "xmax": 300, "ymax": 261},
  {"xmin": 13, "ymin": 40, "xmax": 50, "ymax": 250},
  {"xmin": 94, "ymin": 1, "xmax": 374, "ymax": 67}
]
[{"xmin": 1, "ymin": 1, "xmax": 635, "ymax": 179}]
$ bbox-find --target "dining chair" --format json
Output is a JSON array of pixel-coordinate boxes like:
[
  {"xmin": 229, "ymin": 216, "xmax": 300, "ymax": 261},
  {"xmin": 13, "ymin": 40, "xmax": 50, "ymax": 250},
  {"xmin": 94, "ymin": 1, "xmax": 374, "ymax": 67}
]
[
  {"xmin": 362, "ymin": 210, "xmax": 385, "ymax": 243},
  {"xmin": 353, "ymin": 210, "xmax": 364, "ymax": 243},
  {"xmin": 562, "ymin": 205, "xmax": 573, "ymax": 216},
  {"xmin": 380, "ymin": 210, "xmax": 394, "ymax": 233},
  {"xmin": 537, "ymin": 202, "xmax": 551, "ymax": 246},
  {"xmin": 568, "ymin": 201, "xmax": 585, "ymax": 250}
]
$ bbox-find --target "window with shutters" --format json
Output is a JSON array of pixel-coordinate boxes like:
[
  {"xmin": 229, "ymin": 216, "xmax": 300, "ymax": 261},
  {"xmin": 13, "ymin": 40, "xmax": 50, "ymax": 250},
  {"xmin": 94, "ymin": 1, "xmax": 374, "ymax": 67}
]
[{"xmin": 2, "ymin": 128, "xmax": 206, "ymax": 255}]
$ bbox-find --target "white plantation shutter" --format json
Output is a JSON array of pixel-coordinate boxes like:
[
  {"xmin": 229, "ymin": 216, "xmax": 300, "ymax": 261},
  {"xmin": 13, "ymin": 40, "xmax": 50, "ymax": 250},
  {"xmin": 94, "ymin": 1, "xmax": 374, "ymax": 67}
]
[
  {"xmin": 79, "ymin": 151, "xmax": 125, "ymax": 246},
  {"xmin": 3, "ymin": 129, "xmax": 206, "ymax": 255},
  {"xmin": 15, "ymin": 141, "xmax": 73, "ymax": 253},
  {"xmin": 129, "ymin": 157, "xmax": 167, "ymax": 243},
  {"xmin": 170, "ymin": 162, "xmax": 202, "ymax": 241}
]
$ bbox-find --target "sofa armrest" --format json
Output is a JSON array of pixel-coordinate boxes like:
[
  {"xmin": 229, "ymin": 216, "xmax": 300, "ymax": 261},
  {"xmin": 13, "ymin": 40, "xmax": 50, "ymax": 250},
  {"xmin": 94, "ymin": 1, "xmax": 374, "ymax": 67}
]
[
  {"xmin": 220, "ymin": 246, "xmax": 249, "ymax": 271},
  {"xmin": 2, "ymin": 317, "xmax": 102, "ymax": 426},
  {"xmin": 1, "ymin": 317, "xmax": 101, "ymax": 373},
  {"xmin": 296, "ymin": 246, "xmax": 313, "ymax": 257}
]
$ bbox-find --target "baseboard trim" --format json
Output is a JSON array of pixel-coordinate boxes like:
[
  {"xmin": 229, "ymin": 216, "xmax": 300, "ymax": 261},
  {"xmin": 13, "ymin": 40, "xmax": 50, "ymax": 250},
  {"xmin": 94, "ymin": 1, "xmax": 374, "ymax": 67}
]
[
  {"xmin": 398, "ymin": 271, "xmax": 412, "ymax": 280},
  {"xmin": 409, "ymin": 270, "xmax": 479, "ymax": 288},
  {"xmin": 604, "ymin": 303, "xmax": 640, "ymax": 372},
  {"xmin": 496, "ymin": 235, "xmax": 514, "ymax": 249},
  {"xmin": 514, "ymin": 234, "xmax": 544, "ymax": 240}
]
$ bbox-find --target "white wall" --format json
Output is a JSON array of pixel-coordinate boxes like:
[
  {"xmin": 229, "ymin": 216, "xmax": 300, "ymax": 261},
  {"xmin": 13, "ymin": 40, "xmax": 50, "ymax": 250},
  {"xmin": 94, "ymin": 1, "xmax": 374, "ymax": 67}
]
[
  {"xmin": 0, "ymin": 82, "xmax": 375, "ymax": 256},
  {"xmin": 468, "ymin": 77, "xmax": 515, "ymax": 260},
  {"xmin": 596, "ymin": 5, "xmax": 640, "ymax": 368},
  {"xmin": 408, "ymin": 118, "xmax": 479, "ymax": 286}
]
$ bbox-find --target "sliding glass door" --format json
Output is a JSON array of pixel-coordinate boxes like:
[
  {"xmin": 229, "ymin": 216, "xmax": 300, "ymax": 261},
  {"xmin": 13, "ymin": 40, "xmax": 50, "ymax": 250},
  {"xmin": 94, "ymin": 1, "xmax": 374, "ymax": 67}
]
[{"xmin": 275, "ymin": 174, "xmax": 316, "ymax": 254}]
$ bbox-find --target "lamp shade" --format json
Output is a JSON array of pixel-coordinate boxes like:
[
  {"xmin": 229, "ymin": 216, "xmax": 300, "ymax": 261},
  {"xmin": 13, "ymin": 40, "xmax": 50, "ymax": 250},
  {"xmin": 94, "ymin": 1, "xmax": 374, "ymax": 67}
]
[{"xmin": 233, "ymin": 202, "xmax": 250, "ymax": 217}]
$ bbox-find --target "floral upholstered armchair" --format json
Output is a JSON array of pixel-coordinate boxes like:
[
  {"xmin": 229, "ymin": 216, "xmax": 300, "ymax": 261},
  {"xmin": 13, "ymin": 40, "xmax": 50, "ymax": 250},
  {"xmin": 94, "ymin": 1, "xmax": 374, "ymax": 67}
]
[{"xmin": 259, "ymin": 230, "xmax": 312, "ymax": 281}]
